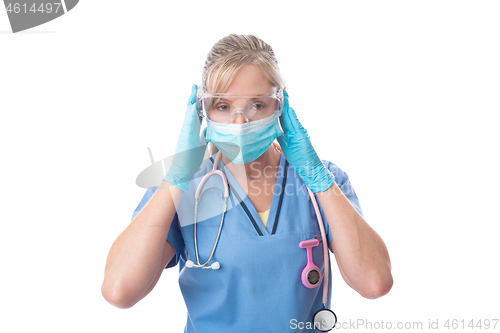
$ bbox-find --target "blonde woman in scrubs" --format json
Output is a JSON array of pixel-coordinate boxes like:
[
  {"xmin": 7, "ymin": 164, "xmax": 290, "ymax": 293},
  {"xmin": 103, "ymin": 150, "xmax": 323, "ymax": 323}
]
[{"xmin": 102, "ymin": 34, "xmax": 393, "ymax": 332}]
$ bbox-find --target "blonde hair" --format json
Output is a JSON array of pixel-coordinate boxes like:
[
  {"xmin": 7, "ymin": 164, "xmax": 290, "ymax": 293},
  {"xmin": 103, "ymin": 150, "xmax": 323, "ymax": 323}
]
[{"xmin": 202, "ymin": 34, "xmax": 285, "ymax": 156}]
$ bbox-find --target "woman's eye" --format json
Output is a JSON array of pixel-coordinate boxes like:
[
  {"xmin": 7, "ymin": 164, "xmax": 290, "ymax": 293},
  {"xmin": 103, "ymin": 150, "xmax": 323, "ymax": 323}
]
[
  {"xmin": 251, "ymin": 103, "xmax": 265, "ymax": 110},
  {"xmin": 216, "ymin": 105, "xmax": 230, "ymax": 112}
]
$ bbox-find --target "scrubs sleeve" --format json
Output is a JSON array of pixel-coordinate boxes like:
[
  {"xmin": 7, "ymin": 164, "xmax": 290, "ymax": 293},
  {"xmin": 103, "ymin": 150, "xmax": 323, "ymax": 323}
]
[
  {"xmin": 317, "ymin": 160, "xmax": 365, "ymax": 252},
  {"xmin": 323, "ymin": 159, "xmax": 365, "ymax": 218},
  {"xmin": 131, "ymin": 187, "xmax": 185, "ymax": 269}
]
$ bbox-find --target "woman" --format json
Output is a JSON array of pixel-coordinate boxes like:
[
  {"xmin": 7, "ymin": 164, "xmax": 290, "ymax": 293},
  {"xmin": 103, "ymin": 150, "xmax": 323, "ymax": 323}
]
[{"xmin": 101, "ymin": 34, "xmax": 393, "ymax": 332}]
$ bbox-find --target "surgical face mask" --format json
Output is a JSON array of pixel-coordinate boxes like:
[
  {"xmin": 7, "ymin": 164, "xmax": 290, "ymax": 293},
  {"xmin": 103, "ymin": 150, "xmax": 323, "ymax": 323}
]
[{"xmin": 206, "ymin": 112, "xmax": 283, "ymax": 164}]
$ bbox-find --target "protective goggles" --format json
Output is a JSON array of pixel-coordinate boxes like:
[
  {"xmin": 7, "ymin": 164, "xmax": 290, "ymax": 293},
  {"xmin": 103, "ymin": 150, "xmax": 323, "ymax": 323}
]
[{"xmin": 197, "ymin": 90, "xmax": 284, "ymax": 123}]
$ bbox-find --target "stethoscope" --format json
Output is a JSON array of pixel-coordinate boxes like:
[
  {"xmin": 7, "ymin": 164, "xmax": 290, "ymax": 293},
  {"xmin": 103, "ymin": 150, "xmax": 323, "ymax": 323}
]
[{"xmin": 185, "ymin": 147, "xmax": 337, "ymax": 331}]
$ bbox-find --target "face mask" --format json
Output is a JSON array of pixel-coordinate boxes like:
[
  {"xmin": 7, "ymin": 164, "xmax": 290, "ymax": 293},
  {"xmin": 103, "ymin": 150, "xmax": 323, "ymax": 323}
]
[{"xmin": 206, "ymin": 113, "xmax": 283, "ymax": 164}]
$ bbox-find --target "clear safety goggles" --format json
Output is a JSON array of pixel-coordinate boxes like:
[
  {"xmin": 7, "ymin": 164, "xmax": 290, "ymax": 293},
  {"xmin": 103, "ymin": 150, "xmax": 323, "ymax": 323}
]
[{"xmin": 197, "ymin": 90, "xmax": 284, "ymax": 123}]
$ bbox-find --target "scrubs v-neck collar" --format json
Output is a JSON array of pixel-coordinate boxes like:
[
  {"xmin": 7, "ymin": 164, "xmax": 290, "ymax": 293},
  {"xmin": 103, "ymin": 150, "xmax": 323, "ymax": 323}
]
[{"xmin": 210, "ymin": 152, "xmax": 289, "ymax": 236}]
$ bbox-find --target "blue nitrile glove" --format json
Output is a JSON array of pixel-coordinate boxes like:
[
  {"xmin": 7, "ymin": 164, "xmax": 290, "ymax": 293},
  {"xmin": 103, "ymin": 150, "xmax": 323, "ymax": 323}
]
[
  {"xmin": 277, "ymin": 91, "xmax": 335, "ymax": 193},
  {"xmin": 164, "ymin": 84, "xmax": 208, "ymax": 191}
]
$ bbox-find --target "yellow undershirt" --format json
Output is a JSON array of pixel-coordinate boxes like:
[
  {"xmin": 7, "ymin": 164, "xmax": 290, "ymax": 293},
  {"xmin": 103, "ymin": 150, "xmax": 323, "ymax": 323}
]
[
  {"xmin": 255, "ymin": 142, "xmax": 280, "ymax": 228},
  {"xmin": 257, "ymin": 209, "xmax": 271, "ymax": 227}
]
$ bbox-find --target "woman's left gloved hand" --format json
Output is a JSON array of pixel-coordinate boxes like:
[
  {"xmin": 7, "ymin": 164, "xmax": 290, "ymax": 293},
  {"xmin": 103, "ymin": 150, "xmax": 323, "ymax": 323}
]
[{"xmin": 277, "ymin": 90, "xmax": 335, "ymax": 193}]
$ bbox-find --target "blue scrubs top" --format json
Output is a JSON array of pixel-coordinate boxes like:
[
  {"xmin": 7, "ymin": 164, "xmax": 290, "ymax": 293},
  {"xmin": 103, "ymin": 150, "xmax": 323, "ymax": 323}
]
[{"xmin": 132, "ymin": 153, "xmax": 364, "ymax": 332}]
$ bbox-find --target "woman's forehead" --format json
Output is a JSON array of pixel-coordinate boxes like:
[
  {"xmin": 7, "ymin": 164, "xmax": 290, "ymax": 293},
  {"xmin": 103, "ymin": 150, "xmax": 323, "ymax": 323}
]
[{"xmin": 210, "ymin": 64, "xmax": 276, "ymax": 94}]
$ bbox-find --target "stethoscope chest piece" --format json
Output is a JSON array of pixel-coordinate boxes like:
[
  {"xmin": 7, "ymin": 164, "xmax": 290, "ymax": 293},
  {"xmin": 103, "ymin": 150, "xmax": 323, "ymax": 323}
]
[{"xmin": 313, "ymin": 308, "xmax": 337, "ymax": 332}]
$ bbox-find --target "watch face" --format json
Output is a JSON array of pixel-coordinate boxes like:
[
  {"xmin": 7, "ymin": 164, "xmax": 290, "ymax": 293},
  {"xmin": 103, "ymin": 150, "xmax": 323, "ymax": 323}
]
[{"xmin": 307, "ymin": 269, "xmax": 321, "ymax": 285}]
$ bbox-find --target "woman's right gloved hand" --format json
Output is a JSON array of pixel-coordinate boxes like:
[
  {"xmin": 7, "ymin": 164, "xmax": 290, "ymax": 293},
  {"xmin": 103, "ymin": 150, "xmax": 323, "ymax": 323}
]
[{"xmin": 164, "ymin": 84, "xmax": 208, "ymax": 192}]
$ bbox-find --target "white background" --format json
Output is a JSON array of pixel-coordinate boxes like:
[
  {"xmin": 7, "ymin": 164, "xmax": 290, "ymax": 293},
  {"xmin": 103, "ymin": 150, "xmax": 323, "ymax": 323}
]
[{"xmin": 1, "ymin": 1, "xmax": 499, "ymax": 332}]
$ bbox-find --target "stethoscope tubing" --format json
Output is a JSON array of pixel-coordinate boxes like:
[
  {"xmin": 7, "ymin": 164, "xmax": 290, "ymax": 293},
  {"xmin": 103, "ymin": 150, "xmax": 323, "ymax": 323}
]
[
  {"xmin": 306, "ymin": 186, "xmax": 329, "ymax": 308},
  {"xmin": 192, "ymin": 152, "xmax": 229, "ymax": 269}
]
